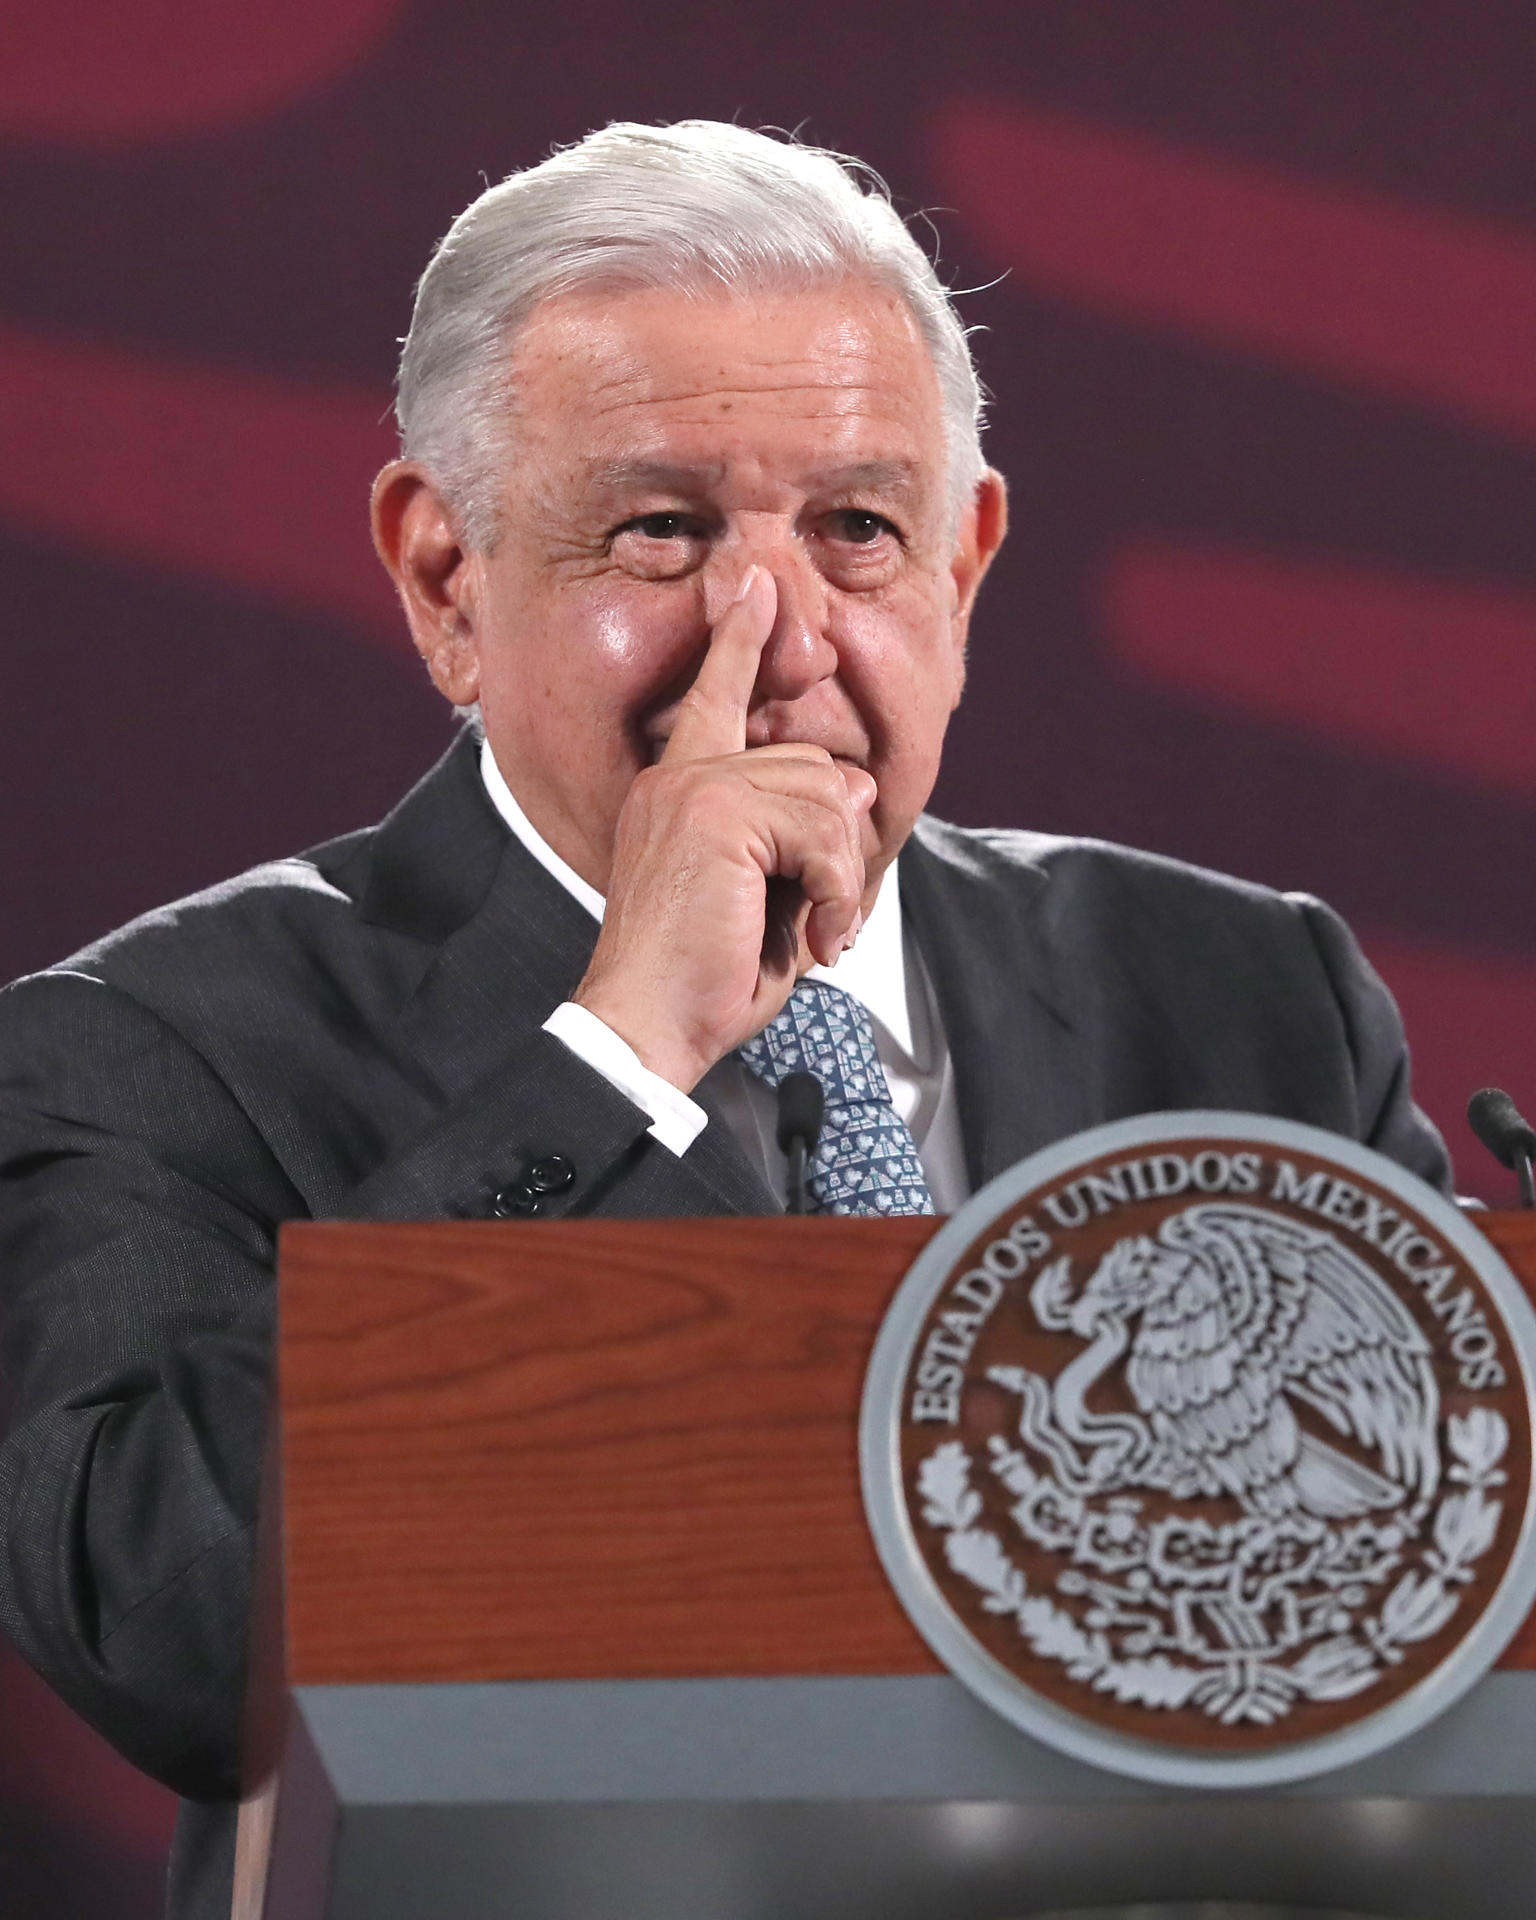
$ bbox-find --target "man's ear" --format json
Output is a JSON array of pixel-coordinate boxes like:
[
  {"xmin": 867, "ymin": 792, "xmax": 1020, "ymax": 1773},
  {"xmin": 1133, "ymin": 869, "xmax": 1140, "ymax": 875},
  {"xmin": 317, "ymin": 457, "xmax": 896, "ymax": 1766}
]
[
  {"xmin": 946, "ymin": 468, "xmax": 1008, "ymax": 698},
  {"xmin": 371, "ymin": 461, "xmax": 483, "ymax": 706}
]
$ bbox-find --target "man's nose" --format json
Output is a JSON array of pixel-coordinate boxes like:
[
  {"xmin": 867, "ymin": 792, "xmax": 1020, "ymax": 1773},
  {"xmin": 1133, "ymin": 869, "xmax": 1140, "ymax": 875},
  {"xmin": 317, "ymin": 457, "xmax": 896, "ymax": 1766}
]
[{"xmin": 741, "ymin": 542, "xmax": 838, "ymax": 704}]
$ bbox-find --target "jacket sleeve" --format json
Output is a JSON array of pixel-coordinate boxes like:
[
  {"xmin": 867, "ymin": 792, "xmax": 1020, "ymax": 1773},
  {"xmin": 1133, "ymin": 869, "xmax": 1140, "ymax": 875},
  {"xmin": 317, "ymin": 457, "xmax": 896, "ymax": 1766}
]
[
  {"xmin": 1287, "ymin": 892, "xmax": 1454, "ymax": 1194},
  {"xmin": 0, "ymin": 968, "xmax": 671, "ymax": 1798},
  {"xmin": 0, "ymin": 973, "xmax": 287, "ymax": 1797}
]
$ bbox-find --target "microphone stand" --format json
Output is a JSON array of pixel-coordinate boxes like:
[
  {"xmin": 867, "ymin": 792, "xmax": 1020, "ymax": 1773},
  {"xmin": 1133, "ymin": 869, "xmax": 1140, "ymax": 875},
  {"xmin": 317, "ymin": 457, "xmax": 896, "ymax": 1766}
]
[
  {"xmin": 786, "ymin": 1135, "xmax": 810, "ymax": 1214},
  {"xmin": 776, "ymin": 1071, "xmax": 826, "ymax": 1216}
]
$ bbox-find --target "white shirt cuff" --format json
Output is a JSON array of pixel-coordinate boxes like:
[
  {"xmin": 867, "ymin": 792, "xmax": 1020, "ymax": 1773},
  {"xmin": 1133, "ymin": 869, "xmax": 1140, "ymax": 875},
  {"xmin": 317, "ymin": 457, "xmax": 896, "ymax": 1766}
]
[{"xmin": 542, "ymin": 1001, "xmax": 708, "ymax": 1157}]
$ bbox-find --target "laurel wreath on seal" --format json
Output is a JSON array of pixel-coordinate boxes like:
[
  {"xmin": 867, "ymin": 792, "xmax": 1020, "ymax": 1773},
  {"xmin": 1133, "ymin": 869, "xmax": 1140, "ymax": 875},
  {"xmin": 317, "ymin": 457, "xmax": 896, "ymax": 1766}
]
[{"xmin": 917, "ymin": 1407, "xmax": 1508, "ymax": 1723}]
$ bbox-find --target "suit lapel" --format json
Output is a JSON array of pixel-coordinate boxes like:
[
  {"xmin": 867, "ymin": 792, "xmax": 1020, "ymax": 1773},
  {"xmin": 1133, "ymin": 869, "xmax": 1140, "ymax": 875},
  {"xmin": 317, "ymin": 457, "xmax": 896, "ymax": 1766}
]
[
  {"xmin": 350, "ymin": 728, "xmax": 508, "ymax": 950},
  {"xmin": 349, "ymin": 730, "xmax": 775, "ymax": 1215},
  {"xmin": 900, "ymin": 817, "xmax": 1094, "ymax": 1192}
]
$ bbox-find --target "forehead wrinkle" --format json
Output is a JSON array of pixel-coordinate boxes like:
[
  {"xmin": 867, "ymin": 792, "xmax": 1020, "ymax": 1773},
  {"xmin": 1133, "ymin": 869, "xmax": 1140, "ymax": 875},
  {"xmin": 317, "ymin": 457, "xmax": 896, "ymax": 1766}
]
[
  {"xmin": 576, "ymin": 388, "xmax": 931, "ymax": 455},
  {"xmin": 577, "ymin": 375, "xmax": 903, "ymax": 425},
  {"xmin": 583, "ymin": 459, "xmax": 728, "ymax": 497},
  {"xmin": 566, "ymin": 333, "xmax": 904, "ymax": 406}
]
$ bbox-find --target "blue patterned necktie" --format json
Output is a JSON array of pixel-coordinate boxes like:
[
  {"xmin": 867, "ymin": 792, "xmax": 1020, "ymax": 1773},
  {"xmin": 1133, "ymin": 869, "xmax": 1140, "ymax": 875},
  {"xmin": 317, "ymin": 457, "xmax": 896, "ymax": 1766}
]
[{"xmin": 737, "ymin": 979, "xmax": 935, "ymax": 1216}]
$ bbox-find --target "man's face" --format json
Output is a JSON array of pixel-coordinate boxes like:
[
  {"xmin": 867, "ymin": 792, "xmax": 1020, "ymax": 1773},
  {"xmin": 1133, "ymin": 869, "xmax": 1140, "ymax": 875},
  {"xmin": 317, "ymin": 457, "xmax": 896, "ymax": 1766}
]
[{"xmin": 411, "ymin": 278, "xmax": 1002, "ymax": 898}]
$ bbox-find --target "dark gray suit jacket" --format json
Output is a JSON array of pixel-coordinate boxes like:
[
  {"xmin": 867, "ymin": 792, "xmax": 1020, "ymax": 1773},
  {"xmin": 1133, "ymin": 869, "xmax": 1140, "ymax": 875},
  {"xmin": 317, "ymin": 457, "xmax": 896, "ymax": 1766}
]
[{"xmin": 0, "ymin": 730, "xmax": 1449, "ymax": 1916}]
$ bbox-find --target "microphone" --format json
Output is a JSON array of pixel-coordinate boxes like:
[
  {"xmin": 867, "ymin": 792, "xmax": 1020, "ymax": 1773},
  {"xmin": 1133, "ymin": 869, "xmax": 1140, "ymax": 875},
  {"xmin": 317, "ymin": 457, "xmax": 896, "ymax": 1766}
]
[
  {"xmin": 776, "ymin": 1071, "xmax": 825, "ymax": 1216},
  {"xmin": 1467, "ymin": 1088, "xmax": 1536, "ymax": 1208}
]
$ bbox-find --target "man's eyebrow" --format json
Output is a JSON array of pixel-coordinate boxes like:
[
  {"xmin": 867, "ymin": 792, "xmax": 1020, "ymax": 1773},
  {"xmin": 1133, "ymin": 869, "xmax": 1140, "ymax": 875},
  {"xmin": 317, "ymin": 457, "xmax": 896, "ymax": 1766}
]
[{"xmin": 812, "ymin": 460, "xmax": 927, "ymax": 499}]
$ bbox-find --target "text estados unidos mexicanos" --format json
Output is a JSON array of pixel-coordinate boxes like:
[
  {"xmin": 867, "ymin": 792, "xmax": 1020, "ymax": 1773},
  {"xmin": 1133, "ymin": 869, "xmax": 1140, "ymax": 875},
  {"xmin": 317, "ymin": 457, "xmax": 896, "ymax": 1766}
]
[{"xmin": 908, "ymin": 1150, "xmax": 1505, "ymax": 1424}]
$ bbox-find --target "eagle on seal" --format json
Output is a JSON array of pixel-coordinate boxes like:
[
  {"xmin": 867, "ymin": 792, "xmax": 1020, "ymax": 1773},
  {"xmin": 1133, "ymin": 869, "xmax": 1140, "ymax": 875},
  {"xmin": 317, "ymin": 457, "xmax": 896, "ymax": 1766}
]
[{"xmin": 989, "ymin": 1201, "xmax": 1440, "ymax": 1521}]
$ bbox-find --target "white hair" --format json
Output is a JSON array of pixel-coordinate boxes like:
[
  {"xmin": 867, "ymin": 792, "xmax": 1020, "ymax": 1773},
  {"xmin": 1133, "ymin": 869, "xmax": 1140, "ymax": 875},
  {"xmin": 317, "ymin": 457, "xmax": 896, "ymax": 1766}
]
[{"xmin": 395, "ymin": 120, "xmax": 987, "ymax": 547}]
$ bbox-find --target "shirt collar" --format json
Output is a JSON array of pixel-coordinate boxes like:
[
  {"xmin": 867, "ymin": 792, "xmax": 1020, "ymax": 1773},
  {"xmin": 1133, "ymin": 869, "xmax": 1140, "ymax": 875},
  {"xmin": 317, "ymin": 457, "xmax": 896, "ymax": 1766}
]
[
  {"xmin": 478, "ymin": 738, "xmax": 919, "ymax": 1066},
  {"xmin": 480, "ymin": 739, "xmax": 606, "ymax": 924},
  {"xmin": 804, "ymin": 857, "xmax": 915, "ymax": 1060}
]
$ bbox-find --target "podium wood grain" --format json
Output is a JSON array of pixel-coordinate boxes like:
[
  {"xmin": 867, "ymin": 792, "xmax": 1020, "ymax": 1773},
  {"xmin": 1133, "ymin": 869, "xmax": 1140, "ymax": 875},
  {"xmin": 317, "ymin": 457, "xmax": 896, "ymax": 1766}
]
[
  {"xmin": 277, "ymin": 1217, "xmax": 941, "ymax": 1685},
  {"xmin": 276, "ymin": 1211, "xmax": 1536, "ymax": 1687}
]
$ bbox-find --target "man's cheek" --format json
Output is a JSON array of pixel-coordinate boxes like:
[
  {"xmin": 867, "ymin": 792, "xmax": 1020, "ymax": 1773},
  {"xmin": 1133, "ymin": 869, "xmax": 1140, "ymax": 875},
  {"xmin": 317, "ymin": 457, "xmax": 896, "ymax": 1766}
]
[{"xmin": 588, "ymin": 580, "xmax": 707, "ymax": 681}]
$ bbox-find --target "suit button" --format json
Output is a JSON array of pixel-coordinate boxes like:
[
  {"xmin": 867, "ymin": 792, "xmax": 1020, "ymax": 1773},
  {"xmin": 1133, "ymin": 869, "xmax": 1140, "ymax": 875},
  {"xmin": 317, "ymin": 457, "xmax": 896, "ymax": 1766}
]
[
  {"xmin": 492, "ymin": 1185, "xmax": 541, "ymax": 1218},
  {"xmin": 527, "ymin": 1154, "xmax": 576, "ymax": 1194}
]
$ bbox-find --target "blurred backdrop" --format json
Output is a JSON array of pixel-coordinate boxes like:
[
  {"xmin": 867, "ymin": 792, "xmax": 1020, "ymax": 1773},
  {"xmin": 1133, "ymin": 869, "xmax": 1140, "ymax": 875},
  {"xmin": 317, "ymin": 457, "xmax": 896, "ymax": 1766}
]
[{"xmin": 3, "ymin": 2, "xmax": 1536, "ymax": 1911}]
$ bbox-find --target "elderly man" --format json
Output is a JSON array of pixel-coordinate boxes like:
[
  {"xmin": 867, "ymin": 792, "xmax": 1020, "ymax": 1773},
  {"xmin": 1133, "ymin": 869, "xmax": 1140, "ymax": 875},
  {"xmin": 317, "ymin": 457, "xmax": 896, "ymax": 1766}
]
[{"xmin": 0, "ymin": 122, "xmax": 1446, "ymax": 1919}]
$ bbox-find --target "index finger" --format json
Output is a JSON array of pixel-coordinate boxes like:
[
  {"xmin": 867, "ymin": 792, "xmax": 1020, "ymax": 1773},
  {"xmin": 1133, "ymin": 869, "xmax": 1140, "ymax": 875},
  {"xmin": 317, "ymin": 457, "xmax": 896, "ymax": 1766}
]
[{"xmin": 662, "ymin": 564, "xmax": 777, "ymax": 764}]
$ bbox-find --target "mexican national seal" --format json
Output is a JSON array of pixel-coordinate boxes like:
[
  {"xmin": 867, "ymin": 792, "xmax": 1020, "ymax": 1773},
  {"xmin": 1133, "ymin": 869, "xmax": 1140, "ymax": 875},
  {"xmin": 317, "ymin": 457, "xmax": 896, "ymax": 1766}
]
[{"xmin": 860, "ymin": 1112, "xmax": 1536, "ymax": 1786}]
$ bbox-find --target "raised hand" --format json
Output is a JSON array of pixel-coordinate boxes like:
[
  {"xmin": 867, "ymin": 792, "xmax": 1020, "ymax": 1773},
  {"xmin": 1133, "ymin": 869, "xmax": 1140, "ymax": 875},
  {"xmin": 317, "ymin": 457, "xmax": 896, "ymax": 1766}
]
[{"xmin": 571, "ymin": 566, "xmax": 876, "ymax": 1092}]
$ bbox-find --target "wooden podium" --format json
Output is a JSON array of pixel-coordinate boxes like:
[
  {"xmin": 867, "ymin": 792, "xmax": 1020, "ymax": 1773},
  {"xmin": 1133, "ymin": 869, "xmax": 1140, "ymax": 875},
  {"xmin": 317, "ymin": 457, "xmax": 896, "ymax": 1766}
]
[{"xmin": 235, "ymin": 1212, "xmax": 1536, "ymax": 1920}]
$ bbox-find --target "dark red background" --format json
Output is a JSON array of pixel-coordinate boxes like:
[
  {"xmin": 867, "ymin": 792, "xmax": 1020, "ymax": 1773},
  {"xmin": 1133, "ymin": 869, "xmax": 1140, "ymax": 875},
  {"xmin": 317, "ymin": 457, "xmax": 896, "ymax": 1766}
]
[{"xmin": 3, "ymin": 4, "xmax": 1535, "ymax": 1910}]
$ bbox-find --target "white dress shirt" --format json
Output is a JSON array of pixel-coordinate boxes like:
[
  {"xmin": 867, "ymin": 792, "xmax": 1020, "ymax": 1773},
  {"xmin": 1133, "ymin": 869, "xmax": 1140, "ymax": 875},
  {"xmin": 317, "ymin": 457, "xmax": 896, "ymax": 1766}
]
[{"xmin": 481, "ymin": 741, "xmax": 970, "ymax": 1212}]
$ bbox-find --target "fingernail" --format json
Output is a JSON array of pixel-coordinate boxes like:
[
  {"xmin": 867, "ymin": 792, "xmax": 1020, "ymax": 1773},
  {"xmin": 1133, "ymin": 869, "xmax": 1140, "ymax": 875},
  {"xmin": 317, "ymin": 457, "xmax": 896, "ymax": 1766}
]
[{"xmin": 730, "ymin": 565, "xmax": 762, "ymax": 608}]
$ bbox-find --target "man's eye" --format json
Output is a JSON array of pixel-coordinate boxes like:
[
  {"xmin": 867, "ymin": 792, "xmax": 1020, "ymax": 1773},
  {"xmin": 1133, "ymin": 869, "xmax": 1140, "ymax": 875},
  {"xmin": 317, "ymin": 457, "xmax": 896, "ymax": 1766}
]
[
  {"xmin": 829, "ymin": 509, "xmax": 896, "ymax": 544},
  {"xmin": 623, "ymin": 512, "xmax": 694, "ymax": 540}
]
